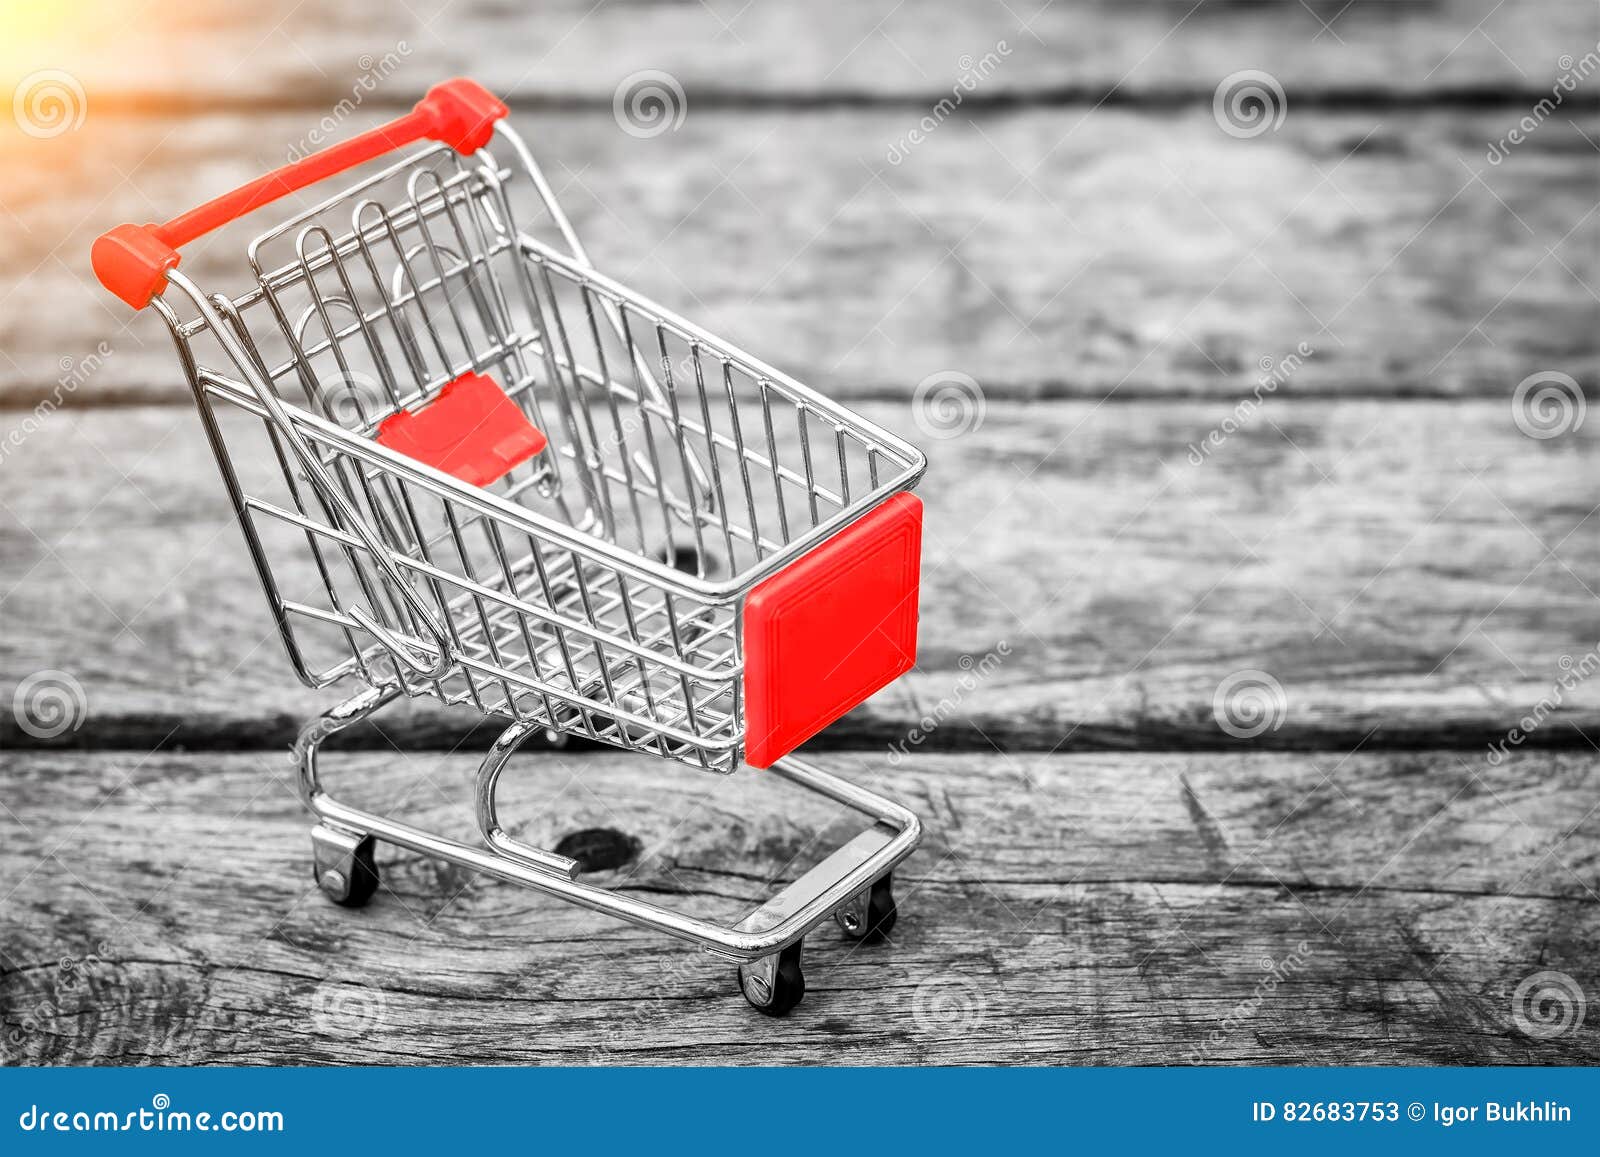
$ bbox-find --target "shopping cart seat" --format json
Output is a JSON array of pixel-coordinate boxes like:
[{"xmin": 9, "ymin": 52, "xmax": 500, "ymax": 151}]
[{"xmin": 376, "ymin": 371, "xmax": 547, "ymax": 487}]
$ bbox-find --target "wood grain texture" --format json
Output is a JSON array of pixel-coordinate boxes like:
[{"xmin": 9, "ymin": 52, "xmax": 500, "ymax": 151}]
[
  {"xmin": 8, "ymin": 0, "xmax": 1596, "ymax": 104},
  {"xmin": 2, "ymin": 0, "xmax": 1597, "ymax": 1074},
  {"xmin": 2, "ymin": 401, "xmax": 1596, "ymax": 752},
  {"xmin": 3, "ymin": 109, "xmax": 1597, "ymax": 409},
  {"xmin": 1, "ymin": 747, "xmax": 1595, "ymax": 1064}
]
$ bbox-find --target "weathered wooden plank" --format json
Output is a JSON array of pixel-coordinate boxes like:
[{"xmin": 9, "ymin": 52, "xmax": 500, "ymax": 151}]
[
  {"xmin": 2, "ymin": 400, "xmax": 1596, "ymax": 751},
  {"xmin": 1, "ymin": 748, "xmax": 1594, "ymax": 1064},
  {"xmin": 7, "ymin": 0, "xmax": 1595, "ymax": 104},
  {"xmin": 4, "ymin": 109, "xmax": 1596, "ymax": 408}
]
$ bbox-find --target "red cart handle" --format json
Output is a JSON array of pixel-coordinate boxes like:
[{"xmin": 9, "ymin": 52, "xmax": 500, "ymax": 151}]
[{"xmin": 92, "ymin": 78, "xmax": 509, "ymax": 309}]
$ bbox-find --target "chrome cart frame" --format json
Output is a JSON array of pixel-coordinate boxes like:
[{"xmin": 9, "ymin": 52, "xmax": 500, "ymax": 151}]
[{"xmin": 92, "ymin": 79, "xmax": 926, "ymax": 1015}]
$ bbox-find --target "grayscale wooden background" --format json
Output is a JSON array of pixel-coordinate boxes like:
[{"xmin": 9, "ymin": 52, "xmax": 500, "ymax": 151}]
[{"xmin": 1, "ymin": 0, "xmax": 1598, "ymax": 1064}]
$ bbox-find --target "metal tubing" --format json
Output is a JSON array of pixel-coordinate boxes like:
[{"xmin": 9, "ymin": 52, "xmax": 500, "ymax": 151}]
[{"xmin": 295, "ymin": 688, "xmax": 921, "ymax": 961}]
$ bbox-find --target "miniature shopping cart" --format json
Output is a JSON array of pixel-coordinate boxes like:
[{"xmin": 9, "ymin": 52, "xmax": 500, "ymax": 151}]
[{"xmin": 92, "ymin": 79, "xmax": 925, "ymax": 1015}]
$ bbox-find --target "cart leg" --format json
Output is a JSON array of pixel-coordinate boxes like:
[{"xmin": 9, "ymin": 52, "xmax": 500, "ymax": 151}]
[
  {"xmin": 292, "ymin": 689, "xmax": 922, "ymax": 1016},
  {"xmin": 295, "ymin": 685, "xmax": 398, "ymax": 909},
  {"xmin": 474, "ymin": 719, "xmax": 582, "ymax": 879}
]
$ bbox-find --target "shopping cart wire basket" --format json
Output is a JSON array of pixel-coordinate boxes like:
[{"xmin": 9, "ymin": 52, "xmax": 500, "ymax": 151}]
[{"xmin": 93, "ymin": 79, "xmax": 926, "ymax": 1015}]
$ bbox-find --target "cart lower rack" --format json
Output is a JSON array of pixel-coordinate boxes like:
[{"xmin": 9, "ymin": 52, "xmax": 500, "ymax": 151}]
[{"xmin": 93, "ymin": 79, "xmax": 927, "ymax": 1015}]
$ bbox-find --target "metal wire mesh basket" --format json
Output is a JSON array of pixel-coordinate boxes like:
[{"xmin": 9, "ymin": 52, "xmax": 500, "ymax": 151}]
[{"xmin": 93, "ymin": 79, "xmax": 926, "ymax": 1014}]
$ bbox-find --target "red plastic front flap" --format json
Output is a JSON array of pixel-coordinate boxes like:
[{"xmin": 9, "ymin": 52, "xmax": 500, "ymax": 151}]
[
  {"xmin": 375, "ymin": 372, "xmax": 546, "ymax": 487},
  {"xmin": 742, "ymin": 493, "xmax": 923, "ymax": 768}
]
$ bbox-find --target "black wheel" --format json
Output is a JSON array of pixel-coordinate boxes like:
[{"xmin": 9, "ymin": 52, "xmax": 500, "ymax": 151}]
[
  {"xmin": 314, "ymin": 835, "xmax": 380, "ymax": 909},
  {"xmin": 738, "ymin": 942, "xmax": 805, "ymax": 1017},
  {"xmin": 836, "ymin": 874, "xmax": 898, "ymax": 943}
]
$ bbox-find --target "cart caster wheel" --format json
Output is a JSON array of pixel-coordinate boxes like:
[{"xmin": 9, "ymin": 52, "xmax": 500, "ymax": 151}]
[
  {"xmin": 311, "ymin": 825, "xmax": 380, "ymax": 909},
  {"xmin": 835, "ymin": 874, "xmax": 898, "ymax": 943},
  {"xmin": 738, "ymin": 942, "xmax": 805, "ymax": 1017}
]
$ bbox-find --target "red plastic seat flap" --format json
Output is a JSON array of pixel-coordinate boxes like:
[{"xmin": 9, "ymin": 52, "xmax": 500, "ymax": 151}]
[{"xmin": 375, "ymin": 371, "xmax": 546, "ymax": 487}]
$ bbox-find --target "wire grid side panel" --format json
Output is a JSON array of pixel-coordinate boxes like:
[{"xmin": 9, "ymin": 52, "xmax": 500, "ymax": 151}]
[
  {"xmin": 210, "ymin": 388, "xmax": 744, "ymax": 769},
  {"xmin": 236, "ymin": 149, "xmax": 561, "ymax": 450},
  {"xmin": 516, "ymin": 244, "xmax": 911, "ymax": 582},
  {"xmin": 181, "ymin": 147, "xmax": 915, "ymax": 591}
]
